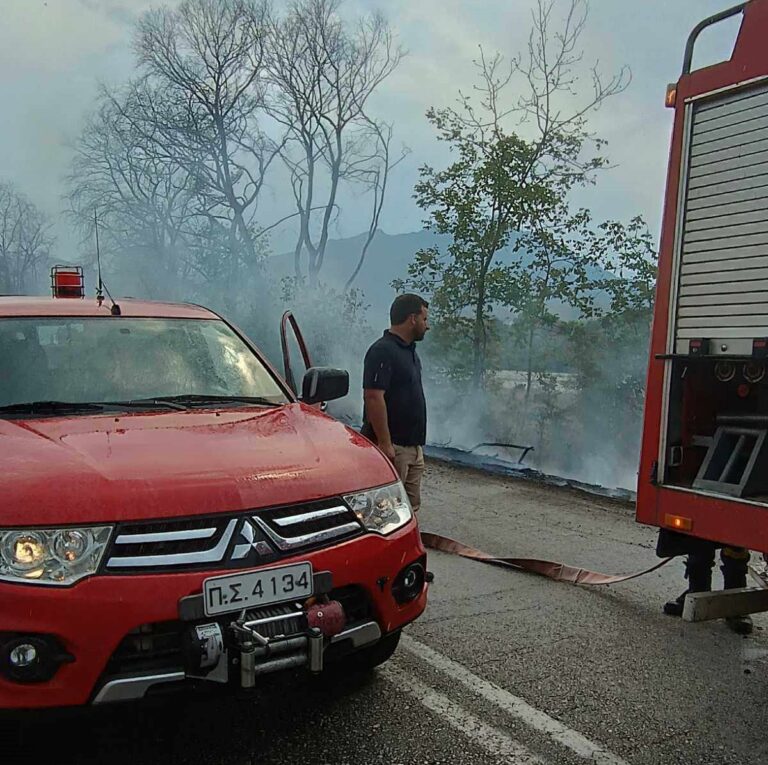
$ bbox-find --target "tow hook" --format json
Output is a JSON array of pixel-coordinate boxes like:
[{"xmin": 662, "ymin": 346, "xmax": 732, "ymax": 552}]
[
  {"xmin": 308, "ymin": 627, "xmax": 323, "ymax": 673},
  {"xmin": 240, "ymin": 636, "xmax": 257, "ymax": 689}
]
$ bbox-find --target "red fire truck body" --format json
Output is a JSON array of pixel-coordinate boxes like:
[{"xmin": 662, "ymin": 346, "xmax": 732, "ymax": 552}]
[
  {"xmin": 0, "ymin": 290, "xmax": 427, "ymax": 709},
  {"xmin": 637, "ymin": 1, "xmax": 768, "ymax": 553}
]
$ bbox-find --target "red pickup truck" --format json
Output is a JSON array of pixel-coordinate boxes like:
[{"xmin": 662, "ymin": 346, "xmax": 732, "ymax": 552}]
[{"xmin": 0, "ymin": 287, "xmax": 427, "ymax": 709}]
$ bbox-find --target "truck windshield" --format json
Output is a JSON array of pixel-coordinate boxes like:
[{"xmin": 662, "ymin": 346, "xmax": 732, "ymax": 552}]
[{"xmin": 0, "ymin": 317, "xmax": 289, "ymax": 410}]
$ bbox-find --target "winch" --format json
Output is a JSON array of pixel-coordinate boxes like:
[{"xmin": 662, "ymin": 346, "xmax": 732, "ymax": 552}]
[{"xmin": 181, "ymin": 598, "xmax": 350, "ymax": 688}]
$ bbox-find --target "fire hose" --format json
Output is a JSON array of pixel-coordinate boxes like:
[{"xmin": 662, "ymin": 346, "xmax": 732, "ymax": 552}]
[{"xmin": 421, "ymin": 532, "xmax": 673, "ymax": 585}]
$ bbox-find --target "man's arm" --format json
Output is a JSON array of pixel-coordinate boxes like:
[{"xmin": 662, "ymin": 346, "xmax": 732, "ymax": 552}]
[{"xmin": 364, "ymin": 388, "xmax": 395, "ymax": 461}]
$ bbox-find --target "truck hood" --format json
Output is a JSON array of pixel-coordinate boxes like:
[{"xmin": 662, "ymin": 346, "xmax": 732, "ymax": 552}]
[{"xmin": 1, "ymin": 404, "xmax": 396, "ymax": 526}]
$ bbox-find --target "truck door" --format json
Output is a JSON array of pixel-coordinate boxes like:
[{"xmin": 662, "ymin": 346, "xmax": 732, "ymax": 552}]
[
  {"xmin": 280, "ymin": 311, "xmax": 349, "ymax": 412},
  {"xmin": 280, "ymin": 311, "xmax": 313, "ymax": 396}
]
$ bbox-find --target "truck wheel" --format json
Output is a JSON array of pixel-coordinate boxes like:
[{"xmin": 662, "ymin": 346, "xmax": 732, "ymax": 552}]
[{"xmin": 346, "ymin": 630, "xmax": 401, "ymax": 673}]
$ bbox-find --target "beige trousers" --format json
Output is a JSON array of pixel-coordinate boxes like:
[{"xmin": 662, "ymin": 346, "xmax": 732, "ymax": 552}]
[{"xmin": 393, "ymin": 445, "xmax": 425, "ymax": 512}]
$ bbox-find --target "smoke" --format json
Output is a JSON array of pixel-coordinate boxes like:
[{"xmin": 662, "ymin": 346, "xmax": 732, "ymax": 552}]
[
  {"xmin": 417, "ymin": 318, "xmax": 649, "ymax": 492},
  {"xmin": 62, "ymin": 224, "xmax": 647, "ymax": 496},
  {"xmin": 24, "ymin": 0, "xmax": 654, "ymax": 494},
  {"xmin": 422, "ymin": 375, "xmax": 642, "ymax": 492}
]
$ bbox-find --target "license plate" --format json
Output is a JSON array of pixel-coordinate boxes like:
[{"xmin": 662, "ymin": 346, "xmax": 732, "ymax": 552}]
[{"xmin": 203, "ymin": 562, "xmax": 313, "ymax": 617}]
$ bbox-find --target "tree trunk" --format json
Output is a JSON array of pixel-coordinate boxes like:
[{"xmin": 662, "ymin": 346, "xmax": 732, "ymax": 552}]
[
  {"xmin": 0, "ymin": 258, "xmax": 9, "ymax": 294},
  {"xmin": 293, "ymin": 232, "xmax": 304, "ymax": 280},
  {"xmin": 525, "ymin": 322, "xmax": 536, "ymax": 399},
  {"xmin": 472, "ymin": 273, "xmax": 487, "ymax": 389},
  {"xmin": 312, "ymin": 141, "xmax": 343, "ymax": 286},
  {"xmin": 215, "ymin": 114, "xmax": 255, "ymax": 267},
  {"xmin": 296, "ymin": 144, "xmax": 316, "ymax": 282}
]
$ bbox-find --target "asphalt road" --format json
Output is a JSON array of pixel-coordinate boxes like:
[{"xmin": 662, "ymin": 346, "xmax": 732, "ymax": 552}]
[{"xmin": 4, "ymin": 460, "xmax": 768, "ymax": 765}]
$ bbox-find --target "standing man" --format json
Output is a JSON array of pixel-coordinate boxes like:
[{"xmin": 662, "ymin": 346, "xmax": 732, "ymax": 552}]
[{"xmin": 362, "ymin": 294, "xmax": 429, "ymax": 512}]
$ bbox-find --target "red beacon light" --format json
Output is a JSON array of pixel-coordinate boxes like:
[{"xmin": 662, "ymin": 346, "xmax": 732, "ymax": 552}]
[{"xmin": 50, "ymin": 265, "xmax": 85, "ymax": 299}]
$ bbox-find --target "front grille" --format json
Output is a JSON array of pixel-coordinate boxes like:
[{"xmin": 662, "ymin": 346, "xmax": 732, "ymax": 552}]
[
  {"xmin": 331, "ymin": 584, "xmax": 372, "ymax": 624},
  {"xmin": 107, "ymin": 621, "xmax": 184, "ymax": 675},
  {"xmin": 258, "ymin": 504, "xmax": 362, "ymax": 552},
  {"xmin": 105, "ymin": 500, "xmax": 363, "ymax": 572}
]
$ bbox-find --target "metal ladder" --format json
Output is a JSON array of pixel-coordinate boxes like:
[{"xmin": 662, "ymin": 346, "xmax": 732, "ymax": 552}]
[{"xmin": 693, "ymin": 424, "xmax": 768, "ymax": 498}]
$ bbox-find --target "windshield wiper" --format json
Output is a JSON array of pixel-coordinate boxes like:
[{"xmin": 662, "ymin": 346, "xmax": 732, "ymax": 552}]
[
  {"xmin": 0, "ymin": 400, "xmax": 106, "ymax": 416},
  {"xmin": 150, "ymin": 394, "xmax": 283, "ymax": 408},
  {"xmin": 101, "ymin": 399, "xmax": 189, "ymax": 412},
  {"xmin": 0, "ymin": 399, "xmax": 193, "ymax": 417}
]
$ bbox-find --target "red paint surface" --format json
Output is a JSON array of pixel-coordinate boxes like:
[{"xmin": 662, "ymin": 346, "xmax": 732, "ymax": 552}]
[
  {"xmin": 0, "ymin": 525, "xmax": 426, "ymax": 709},
  {"xmin": 0, "ymin": 298, "xmax": 426, "ymax": 708},
  {"xmin": 2, "ymin": 404, "xmax": 397, "ymax": 526},
  {"xmin": 637, "ymin": 1, "xmax": 768, "ymax": 551},
  {"xmin": 0, "ymin": 296, "xmax": 216, "ymax": 319}
]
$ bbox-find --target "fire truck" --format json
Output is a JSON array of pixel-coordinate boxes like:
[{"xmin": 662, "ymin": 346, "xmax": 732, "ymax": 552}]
[
  {"xmin": 637, "ymin": 1, "xmax": 768, "ymax": 618},
  {"xmin": 0, "ymin": 268, "xmax": 428, "ymax": 709}
]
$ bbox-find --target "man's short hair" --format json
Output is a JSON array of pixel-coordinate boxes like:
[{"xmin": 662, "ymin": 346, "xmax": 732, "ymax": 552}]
[{"xmin": 390, "ymin": 293, "xmax": 429, "ymax": 325}]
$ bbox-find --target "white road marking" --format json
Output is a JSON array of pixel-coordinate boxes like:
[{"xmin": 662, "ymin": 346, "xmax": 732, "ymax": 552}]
[
  {"xmin": 382, "ymin": 663, "xmax": 546, "ymax": 765},
  {"xmin": 400, "ymin": 634, "xmax": 631, "ymax": 765}
]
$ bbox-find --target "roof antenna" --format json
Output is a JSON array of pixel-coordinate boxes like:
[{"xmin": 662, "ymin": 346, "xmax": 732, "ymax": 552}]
[{"xmin": 94, "ymin": 211, "xmax": 121, "ymax": 316}]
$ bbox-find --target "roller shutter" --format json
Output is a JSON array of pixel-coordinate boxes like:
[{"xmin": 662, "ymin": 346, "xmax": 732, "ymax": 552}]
[{"xmin": 675, "ymin": 82, "xmax": 768, "ymax": 353}]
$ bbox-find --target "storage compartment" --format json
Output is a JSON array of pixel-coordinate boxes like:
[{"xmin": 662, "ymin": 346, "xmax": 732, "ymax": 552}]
[
  {"xmin": 673, "ymin": 81, "xmax": 768, "ymax": 358},
  {"xmin": 662, "ymin": 357, "xmax": 768, "ymax": 502}
]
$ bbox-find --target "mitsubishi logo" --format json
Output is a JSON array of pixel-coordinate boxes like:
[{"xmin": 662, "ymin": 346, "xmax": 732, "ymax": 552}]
[{"xmin": 231, "ymin": 518, "xmax": 274, "ymax": 560}]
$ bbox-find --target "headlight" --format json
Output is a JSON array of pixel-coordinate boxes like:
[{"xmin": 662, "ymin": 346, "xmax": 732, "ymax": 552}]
[
  {"xmin": 0, "ymin": 526, "xmax": 112, "ymax": 586},
  {"xmin": 344, "ymin": 482, "xmax": 413, "ymax": 535}
]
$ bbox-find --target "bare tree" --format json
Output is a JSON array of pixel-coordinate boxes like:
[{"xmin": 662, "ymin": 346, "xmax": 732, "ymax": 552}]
[
  {"xmin": 0, "ymin": 182, "xmax": 53, "ymax": 295},
  {"xmin": 343, "ymin": 120, "xmax": 410, "ymax": 291},
  {"xmin": 67, "ymin": 83, "xmax": 198, "ymax": 295},
  {"xmin": 266, "ymin": 0, "xmax": 404, "ymax": 287},
  {"xmin": 135, "ymin": 0, "xmax": 279, "ymax": 271}
]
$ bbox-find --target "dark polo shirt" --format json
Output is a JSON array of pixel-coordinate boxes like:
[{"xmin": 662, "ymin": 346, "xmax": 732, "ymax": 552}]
[{"xmin": 362, "ymin": 330, "xmax": 426, "ymax": 447}]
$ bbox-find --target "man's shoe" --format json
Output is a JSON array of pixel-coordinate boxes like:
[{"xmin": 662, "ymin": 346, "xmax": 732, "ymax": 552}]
[
  {"xmin": 726, "ymin": 615, "xmax": 753, "ymax": 635},
  {"xmin": 663, "ymin": 592, "xmax": 686, "ymax": 617}
]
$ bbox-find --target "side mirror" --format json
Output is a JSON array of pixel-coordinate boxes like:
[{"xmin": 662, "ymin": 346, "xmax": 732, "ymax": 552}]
[{"xmin": 301, "ymin": 367, "xmax": 349, "ymax": 405}]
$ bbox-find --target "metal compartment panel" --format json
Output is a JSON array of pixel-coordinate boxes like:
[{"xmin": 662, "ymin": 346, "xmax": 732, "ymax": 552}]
[{"xmin": 673, "ymin": 83, "xmax": 768, "ymax": 356}]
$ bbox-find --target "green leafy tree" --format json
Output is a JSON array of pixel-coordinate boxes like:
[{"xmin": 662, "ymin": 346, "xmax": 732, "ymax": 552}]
[
  {"xmin": 514, "ymin": 203, "xmax": 604, "ymax": 394},
  {"xmin": 593, "ymin": 216, "xmax": 658, "ymax": 316},
  {"xmin": 399, "ymin": 0, "xmax": 628, "ymax": 388},
  {"xmin": 556, "ymin": 216, "xmax": 658, "ymax": 481}
]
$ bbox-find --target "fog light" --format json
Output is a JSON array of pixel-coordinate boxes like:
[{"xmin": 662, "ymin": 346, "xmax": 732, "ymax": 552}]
[
  {"xmin": 9, "ymin": 643, "xmax": 37, "ymax": 668},
  {"xmin": 392, "ymin": 559, "xmax": 426, "ymax": 605},
  {"xmin": 1, "ymin": 635, "xmax": 74, "ymax": 683}
]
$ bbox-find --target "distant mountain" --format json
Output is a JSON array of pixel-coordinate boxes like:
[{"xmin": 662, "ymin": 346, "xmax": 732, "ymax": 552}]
[
  {"xmin": 267, "ymin": 229, "xmax": 612, "ymax": 323},
  {"xmin": 265, "ymin": 230, "xmax": 444, "ymax": 322}
]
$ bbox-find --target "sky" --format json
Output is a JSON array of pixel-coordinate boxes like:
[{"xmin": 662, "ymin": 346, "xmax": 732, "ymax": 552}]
[{"xmin": 0, "ymin": 0, "xmax": 745, "ymax": 262}]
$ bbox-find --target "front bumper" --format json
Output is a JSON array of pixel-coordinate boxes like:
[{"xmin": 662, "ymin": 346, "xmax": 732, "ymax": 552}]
[
  {"xmin": 0, "ymin": 523, "xmax": 427, "ymax": 709},
  {"xmin": 92, "ymin": 620, "xmax": 385, "ymax": 704}
]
